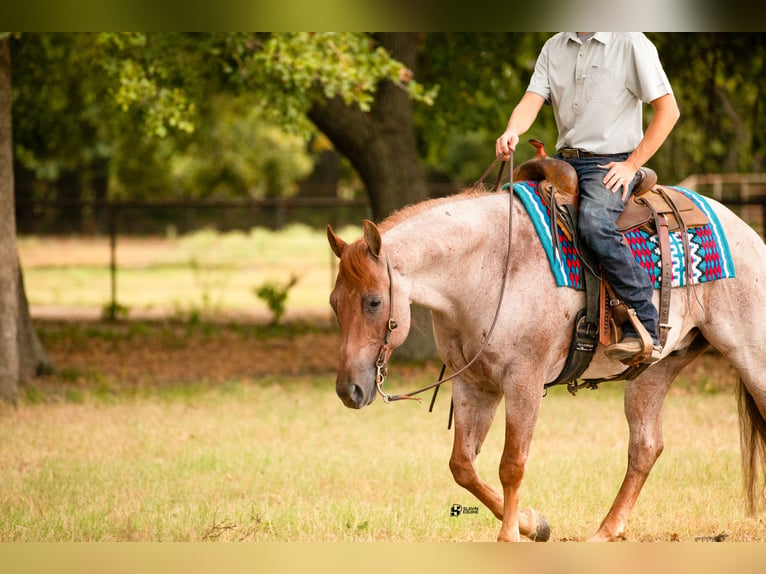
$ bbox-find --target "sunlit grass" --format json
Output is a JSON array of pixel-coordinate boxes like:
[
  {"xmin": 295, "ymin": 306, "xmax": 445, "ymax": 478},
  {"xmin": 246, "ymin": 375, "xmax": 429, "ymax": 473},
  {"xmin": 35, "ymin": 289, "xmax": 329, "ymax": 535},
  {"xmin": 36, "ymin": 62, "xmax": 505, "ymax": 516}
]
[
  {"xmin": 2, "ymin": 374, "xmax": 764, "ymax": 542},
  {"xmin": 18, "ymin": 224, "xmax": 362, "ymax": 319}
]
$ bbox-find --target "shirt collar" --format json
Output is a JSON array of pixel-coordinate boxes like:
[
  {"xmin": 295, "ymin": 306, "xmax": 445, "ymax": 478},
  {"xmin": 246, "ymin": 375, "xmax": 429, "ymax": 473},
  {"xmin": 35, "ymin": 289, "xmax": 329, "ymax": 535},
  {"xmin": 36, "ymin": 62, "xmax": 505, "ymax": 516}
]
[{"xmin": 567, "ymin": 32, "xmax": 612, "ymax": 45}]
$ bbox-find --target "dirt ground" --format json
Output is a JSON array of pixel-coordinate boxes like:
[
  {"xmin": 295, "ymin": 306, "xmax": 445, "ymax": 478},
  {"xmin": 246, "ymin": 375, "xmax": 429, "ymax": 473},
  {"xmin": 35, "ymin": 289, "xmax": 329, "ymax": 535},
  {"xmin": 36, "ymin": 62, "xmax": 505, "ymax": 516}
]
[
  {"xmin": 28, "ymin": 315, "xmax": 738, "ymax": 400},
  {"xmin": 32, "ymin": 319, "xmax": 344, "ymax": 392}
]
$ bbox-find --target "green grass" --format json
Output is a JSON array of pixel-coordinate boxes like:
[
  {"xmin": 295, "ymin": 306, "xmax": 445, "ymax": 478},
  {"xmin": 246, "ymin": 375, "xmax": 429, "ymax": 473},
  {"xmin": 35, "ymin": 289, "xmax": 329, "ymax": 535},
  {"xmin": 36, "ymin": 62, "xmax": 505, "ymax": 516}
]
[
  {"xmin": 18, "ymin": 224, "xmax": 362, "ymax": 318},
  {"xmin": 2, "ymin": 375, "xmax": 763, "ymax": 542}
]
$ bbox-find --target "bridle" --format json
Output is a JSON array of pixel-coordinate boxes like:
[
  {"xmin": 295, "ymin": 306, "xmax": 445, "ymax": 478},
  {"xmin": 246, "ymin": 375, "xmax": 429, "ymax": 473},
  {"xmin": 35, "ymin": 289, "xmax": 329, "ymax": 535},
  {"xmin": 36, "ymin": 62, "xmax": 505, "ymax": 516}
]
[{"xmin": 374, "ymin": 153, "xmax": 515, "ymax": 404}]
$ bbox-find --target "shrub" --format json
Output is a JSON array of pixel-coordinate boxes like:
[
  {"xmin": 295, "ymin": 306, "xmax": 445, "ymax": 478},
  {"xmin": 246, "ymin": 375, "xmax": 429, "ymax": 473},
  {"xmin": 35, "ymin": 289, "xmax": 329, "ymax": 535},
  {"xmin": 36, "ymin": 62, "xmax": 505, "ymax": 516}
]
[{"xmin": 254, "ymin": 275, "xmax": 299, "ymax": 325}]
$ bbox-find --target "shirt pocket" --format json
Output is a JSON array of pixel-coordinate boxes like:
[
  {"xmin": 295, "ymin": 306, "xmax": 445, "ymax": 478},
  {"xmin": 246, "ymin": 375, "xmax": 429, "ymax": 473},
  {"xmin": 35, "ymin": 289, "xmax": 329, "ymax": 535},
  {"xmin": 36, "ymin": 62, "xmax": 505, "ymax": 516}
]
[{"xmin": 585, "ymin": 66, "xmax": 621, "ymax": 103}]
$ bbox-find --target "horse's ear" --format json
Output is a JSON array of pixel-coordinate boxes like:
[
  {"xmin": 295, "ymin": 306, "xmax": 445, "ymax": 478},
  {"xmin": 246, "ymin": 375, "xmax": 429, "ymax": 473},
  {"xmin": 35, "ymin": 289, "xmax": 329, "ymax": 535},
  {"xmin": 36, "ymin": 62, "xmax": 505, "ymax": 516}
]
[
  {"xmin": 363, "ymin": 220, "xmax": 382, "ymax": 258},
  {"xmin": 327, "ymin": 225, "xmax": 347, "ymax": 258}
]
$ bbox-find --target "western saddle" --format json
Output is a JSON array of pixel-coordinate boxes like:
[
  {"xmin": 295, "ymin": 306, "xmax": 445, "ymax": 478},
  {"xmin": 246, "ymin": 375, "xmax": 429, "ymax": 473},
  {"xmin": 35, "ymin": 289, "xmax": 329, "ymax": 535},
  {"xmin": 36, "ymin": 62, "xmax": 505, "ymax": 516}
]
[{"xmin": 512, "ymin": 140, "xmax": 709, "ymax": 392}]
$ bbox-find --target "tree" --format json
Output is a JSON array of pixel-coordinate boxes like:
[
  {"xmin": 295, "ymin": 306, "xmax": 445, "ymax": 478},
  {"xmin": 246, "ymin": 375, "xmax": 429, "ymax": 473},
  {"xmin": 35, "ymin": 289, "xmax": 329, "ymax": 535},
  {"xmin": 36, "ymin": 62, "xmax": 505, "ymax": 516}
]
[
  {"xmin": 0, "ymin": 36, "xmax": 19, "ymax": 403},
  {"xmin": 307, "ymin": 33, "xmax": 428, "ymax": 220},
  {"xmin": 0, "ymin": 36, "xmax": 51, "ymax": 404},
  {"xmin": 2, "ymin": 32, "xmax": 438, "ymax": 400}
]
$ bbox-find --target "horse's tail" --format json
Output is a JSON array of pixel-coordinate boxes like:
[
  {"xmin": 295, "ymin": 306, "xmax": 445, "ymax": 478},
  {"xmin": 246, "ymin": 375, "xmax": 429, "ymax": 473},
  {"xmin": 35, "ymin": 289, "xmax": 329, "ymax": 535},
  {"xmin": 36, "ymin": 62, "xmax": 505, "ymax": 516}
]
[{"xmin": 737, "ymin": 378, "xmax": 766, "ymax": 514}]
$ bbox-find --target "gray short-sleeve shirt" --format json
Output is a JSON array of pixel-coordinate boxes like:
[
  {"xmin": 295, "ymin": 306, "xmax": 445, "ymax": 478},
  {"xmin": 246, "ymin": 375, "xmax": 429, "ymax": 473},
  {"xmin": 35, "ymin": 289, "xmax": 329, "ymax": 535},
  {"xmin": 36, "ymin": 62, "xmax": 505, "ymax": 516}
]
[{"xmin": 527, "ymin": 32, "xmax": 673, "ymax": 154}]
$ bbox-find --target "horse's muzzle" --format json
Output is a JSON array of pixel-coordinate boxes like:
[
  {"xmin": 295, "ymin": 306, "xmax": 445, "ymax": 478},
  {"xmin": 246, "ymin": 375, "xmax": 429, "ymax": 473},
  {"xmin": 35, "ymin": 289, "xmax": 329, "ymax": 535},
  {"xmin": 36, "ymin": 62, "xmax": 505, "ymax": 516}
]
[{"xmin": 336, "ymin": 379, "xmax": 374, "ymax": 409}]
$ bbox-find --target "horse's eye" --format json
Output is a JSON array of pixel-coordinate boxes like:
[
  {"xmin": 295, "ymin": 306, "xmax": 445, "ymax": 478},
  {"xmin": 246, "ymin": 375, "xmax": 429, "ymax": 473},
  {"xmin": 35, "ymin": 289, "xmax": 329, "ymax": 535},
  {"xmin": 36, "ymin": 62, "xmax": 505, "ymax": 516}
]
[{"xmin": 364, "ymin": 296, "xmax": 382, "ymax": 313}]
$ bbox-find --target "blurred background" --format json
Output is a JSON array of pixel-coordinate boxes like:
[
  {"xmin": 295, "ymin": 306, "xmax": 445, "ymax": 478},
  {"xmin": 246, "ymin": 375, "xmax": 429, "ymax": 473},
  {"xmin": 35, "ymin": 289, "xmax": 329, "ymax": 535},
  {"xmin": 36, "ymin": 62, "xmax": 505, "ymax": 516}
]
[
  {"xmin": 4, "ymin": 31, "xmax": 766, "ymax": 545},
  {"xmin": 4, "ymin": 32, "xmax": 766, "ymax": 399}
]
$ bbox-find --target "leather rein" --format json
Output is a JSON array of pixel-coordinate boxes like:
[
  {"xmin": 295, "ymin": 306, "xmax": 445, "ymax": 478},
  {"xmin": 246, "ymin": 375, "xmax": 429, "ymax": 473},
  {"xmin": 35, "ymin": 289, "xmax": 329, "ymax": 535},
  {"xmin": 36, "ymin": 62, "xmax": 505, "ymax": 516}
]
[{"xmin": 374, "ymin": 153, "xmax": 516, "ymax": 404}]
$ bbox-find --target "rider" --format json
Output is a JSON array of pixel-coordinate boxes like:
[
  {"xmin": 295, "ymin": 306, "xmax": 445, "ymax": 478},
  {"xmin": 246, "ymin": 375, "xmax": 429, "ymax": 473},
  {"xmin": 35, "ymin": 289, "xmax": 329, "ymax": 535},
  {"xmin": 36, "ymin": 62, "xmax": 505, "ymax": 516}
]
[{"xmin": 496, "ymin": 32, "xmax": 680, "ymax": 364}]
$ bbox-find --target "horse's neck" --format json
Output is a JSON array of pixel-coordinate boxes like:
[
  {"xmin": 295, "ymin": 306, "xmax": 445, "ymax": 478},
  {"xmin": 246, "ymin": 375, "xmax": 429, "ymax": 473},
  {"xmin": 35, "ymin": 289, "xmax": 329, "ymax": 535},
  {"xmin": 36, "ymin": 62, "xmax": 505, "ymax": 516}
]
[{"xmin": 382, "ymin": 195, "xmax": 507, "ymax": 310}]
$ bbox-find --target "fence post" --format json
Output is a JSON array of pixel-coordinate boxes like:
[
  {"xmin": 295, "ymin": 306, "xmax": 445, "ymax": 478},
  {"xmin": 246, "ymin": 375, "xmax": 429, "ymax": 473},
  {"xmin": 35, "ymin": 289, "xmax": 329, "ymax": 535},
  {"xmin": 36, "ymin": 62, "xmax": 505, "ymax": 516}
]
[{"xmin": 107, "ymin": 202, "xmax": 118, "ymax": 321}]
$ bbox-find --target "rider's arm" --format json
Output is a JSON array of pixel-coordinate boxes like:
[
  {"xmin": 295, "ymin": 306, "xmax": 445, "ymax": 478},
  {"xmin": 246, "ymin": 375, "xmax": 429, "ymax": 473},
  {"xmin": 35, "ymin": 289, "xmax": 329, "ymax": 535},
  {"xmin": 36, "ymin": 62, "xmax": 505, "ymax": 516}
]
[{"xmin": 496, "ymin": 92, "xmax": 546, "ymax": 159}]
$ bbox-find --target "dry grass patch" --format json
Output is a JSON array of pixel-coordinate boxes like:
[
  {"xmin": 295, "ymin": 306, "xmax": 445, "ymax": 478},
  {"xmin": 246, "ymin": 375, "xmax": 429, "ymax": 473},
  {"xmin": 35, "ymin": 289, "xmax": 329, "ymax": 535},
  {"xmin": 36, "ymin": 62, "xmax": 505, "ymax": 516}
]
[{"xmin": 3, "ymin": 372, "xmax": 766, "ymax": 541}]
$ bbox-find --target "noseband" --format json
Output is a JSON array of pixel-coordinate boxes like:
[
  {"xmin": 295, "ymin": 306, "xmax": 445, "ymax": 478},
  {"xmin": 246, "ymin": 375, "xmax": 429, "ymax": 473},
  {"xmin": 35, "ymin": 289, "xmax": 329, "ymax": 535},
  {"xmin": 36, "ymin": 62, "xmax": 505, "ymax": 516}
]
[{"xmin": 374, "ymin": 154, "xmax": 515, "ymax": 404}]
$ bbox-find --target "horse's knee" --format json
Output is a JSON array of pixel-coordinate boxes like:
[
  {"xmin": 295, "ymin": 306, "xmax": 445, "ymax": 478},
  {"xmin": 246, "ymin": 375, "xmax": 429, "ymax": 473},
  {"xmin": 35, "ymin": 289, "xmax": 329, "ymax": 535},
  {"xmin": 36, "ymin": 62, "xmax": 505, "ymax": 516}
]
[{"xmin": 449, "ymin": 456, "xmax": 477, "ymax": 488}]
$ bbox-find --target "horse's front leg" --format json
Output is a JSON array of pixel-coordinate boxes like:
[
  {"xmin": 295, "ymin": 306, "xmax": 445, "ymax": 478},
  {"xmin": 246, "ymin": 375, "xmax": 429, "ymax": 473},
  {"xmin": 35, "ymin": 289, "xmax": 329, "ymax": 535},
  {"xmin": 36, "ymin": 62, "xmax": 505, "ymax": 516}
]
[
  {"xmin": 497, "ymin": 381, "xmax": 544, "ymax": 542},
  {"xmin": 449, "ymin": 381, "xmax": 504, "ymax": 517},
  {"xmin": 449, "ymin": 380, "xmax": 548, "ymax": 541}
]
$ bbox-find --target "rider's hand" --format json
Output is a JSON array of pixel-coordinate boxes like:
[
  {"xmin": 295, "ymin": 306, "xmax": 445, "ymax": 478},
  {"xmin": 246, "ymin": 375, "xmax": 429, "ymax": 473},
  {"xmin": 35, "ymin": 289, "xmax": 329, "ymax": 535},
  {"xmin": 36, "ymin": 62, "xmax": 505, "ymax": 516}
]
[
  {"xmin": 496, "ymin": 131, "xmax": 519, "ymax": 160},
  {"xmin": 599, "ymin": 160, "xmax": 639, "ymax": 201}
]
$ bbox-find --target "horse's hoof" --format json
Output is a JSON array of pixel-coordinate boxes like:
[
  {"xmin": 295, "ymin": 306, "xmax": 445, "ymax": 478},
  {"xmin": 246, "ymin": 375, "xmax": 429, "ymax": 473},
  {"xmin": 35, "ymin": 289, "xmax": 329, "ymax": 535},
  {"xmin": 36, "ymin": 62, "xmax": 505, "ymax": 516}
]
[{"xmin": 527, "ymin": 510, "xmax": 551, "ymax": 542}]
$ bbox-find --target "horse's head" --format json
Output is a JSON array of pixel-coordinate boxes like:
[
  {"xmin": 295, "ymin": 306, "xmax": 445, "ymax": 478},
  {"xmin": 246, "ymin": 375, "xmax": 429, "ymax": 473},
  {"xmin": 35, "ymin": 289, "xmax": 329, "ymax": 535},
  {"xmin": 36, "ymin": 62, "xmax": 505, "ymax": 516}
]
[{"xmin": 327, "ymin": 220, "xmax": 410, "ymax": 409}]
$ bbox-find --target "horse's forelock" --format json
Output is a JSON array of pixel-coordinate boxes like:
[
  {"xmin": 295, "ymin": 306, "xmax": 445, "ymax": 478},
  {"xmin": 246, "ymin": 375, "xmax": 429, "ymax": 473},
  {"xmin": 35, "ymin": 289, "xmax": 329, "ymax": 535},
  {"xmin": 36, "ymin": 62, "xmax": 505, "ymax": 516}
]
[{"xmin": 338, "ymin": 240, "xmax": 379, "ymax": 288}]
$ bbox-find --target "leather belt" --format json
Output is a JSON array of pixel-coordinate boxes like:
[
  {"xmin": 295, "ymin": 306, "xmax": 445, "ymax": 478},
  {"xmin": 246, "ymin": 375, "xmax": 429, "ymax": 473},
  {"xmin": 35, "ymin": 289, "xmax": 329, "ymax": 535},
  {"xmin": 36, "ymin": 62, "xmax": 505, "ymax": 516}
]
[{"xmin": 558, "ymin": 148, "xmax": 629, "ymax": 159}]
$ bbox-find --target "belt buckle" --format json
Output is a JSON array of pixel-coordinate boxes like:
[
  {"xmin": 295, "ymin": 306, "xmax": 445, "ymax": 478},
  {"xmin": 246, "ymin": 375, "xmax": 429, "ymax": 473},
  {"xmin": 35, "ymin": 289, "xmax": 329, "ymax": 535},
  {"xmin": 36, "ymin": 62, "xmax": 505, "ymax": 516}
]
[{"xmin": 560, "ymin": 148, "xmax": 580, "ymax": 159}]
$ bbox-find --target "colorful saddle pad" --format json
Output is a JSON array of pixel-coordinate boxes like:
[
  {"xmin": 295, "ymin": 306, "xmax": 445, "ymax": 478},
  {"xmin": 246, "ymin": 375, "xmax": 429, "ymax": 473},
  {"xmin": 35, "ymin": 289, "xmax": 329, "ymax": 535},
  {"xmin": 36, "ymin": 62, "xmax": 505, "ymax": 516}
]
[{"xmin": 511, "ymin": 181, "xmax": 736, "ymax": 290}]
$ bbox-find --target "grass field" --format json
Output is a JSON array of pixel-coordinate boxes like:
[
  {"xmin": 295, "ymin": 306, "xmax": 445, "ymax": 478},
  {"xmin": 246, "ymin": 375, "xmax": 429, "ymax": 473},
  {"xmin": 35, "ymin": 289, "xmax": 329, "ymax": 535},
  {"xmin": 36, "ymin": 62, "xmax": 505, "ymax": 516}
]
[
  {"xmin": 2, "ymin": 358, "xmax": 763, "ymax": 542},
  {"xmin": 18, "ymin": 224, "xmax": 357, "ymax": 321}
]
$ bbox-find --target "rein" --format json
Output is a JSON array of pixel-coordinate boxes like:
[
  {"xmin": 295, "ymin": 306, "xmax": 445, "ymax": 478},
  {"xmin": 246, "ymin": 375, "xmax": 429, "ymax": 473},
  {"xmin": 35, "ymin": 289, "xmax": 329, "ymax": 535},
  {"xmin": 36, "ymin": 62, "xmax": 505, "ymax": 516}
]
[{"xmin": 375, "ymin": 153, "xmax": 515, "ymax": 404}]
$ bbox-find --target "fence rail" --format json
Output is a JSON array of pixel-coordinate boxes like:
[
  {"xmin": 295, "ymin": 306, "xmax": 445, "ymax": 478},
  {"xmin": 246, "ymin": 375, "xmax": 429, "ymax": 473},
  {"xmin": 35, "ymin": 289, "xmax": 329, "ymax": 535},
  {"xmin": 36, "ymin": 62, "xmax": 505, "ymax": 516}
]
[{"xmin": 677, "ymin": 173, "xmax": 766, "ymax": 201}]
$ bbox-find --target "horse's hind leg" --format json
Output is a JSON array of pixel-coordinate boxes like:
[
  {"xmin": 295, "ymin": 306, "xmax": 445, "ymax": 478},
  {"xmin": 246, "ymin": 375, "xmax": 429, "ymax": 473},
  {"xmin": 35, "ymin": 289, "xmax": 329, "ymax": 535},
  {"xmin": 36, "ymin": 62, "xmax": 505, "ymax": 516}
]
[
  {"xmin": 449, "ymin": 380, "xmax": 548, "ymax": 541},
  {"xmin": 590, "ymin": 339, "xmax": 709, "ymax": 541}
]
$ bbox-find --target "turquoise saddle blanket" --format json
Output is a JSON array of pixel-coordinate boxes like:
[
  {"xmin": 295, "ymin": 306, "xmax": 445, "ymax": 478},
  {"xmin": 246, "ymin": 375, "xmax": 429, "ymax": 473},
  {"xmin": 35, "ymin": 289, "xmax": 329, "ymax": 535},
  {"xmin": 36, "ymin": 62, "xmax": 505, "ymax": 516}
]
[{"xmin": 511, "ymin": 180, "xmax": 736, "ymax": 290}]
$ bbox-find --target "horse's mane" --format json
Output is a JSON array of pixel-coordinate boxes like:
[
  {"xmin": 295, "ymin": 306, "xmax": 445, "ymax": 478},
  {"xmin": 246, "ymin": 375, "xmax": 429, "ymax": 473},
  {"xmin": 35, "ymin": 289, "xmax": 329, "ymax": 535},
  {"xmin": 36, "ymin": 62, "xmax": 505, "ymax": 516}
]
[
  {"xmin": 339, "ymin": 187, "xmax": 493, "ymax": 287},
  {"xmin": 378, "ymin": 187, "xmax": 492, "ymax": 232}
]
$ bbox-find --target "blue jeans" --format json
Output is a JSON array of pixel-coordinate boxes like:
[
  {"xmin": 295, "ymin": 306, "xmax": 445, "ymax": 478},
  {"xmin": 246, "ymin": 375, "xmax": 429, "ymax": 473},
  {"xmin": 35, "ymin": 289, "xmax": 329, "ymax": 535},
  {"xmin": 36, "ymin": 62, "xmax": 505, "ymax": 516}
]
[{"xmin": 560, "ymin": 154, "xmax": 660, "ymax": 345}]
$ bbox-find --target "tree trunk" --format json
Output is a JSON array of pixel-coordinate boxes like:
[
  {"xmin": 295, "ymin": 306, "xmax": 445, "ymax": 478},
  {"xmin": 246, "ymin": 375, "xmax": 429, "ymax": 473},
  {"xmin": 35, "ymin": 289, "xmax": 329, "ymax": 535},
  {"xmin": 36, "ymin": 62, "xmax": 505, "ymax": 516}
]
[
  {"xmin": 17, "ymin": 261, "xmax": 53, "ymax": 380},
  {"xmin": 309, "ymin": 33, "xmax": 436, "ymax": 360},
  {"xmin": 0, "ymin": 37, "xmax": 52, "ymax": 404},
  {"xmin": 0, "ymin": 37, "xmax": 19, "ymax": 404},
  {"xmin": 308, "ymin": 33, "xmax": 430, "ymax": 221}
]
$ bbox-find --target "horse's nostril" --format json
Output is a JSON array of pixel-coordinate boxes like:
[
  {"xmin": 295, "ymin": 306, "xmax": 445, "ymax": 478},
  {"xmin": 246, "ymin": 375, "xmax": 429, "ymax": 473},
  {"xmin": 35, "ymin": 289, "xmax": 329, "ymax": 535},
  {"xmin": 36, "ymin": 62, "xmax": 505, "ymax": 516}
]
[
  {"xmin": 337, "ymin": 381, "xmax": 366, "ymax": 409},
  {"xmin": 350, "ymin": 383, "xmax": 363, "ymax": 405}
]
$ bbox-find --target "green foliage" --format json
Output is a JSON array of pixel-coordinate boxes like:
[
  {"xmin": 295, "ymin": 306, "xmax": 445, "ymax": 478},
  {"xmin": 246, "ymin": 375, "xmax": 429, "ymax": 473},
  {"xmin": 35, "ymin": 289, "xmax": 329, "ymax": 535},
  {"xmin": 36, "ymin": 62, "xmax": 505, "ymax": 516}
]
[
  {"xmin": 649, "ymin": 33, "xmax": 766, "ymax": 179},
  {"xmin": 254, "ymin": 274, "xmax": 299, "ymax": 325},
  {"xmin": 11, "ymin": 33, "xmax": 113, "ymax": 179},
  {"xmin": 96, "ymin": 32, "xmax": 211, "ymax": 140},
  {"xmin": 238, "ymin": 33, "xmax": 438, "ymax": 137},
  {"xmin": 9, "ymin": 32, "xmax": 766, "ymax": 214},
  {"xmin": 416, "ymin": 33, "xmax": 553, "ymax": 168},
  {"xmin": 165, "ymin": 94, "xmax": 314, "ymax": 199},
  {"xmin": 112, "ymin": 58, "xmax": 196, "ymax": 138},
  {"xmin": 11, "ymin": 32, "xmax": 432, "ymax": 204}
]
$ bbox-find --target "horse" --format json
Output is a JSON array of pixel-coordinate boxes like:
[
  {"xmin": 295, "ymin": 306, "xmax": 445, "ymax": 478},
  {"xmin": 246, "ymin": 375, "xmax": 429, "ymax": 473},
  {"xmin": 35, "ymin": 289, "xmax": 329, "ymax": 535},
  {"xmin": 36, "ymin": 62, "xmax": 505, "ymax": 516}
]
[{"xmin": 326, "ymin": 180, "xmax": 766, "ymax": 542}]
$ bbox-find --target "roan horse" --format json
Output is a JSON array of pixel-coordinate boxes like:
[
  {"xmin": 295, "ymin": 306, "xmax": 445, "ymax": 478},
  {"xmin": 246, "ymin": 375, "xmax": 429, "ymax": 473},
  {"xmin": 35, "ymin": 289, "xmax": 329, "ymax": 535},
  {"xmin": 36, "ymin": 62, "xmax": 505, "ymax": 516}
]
[{"xmin": 326, "ymin": 175, "xmax": 766, "ymax": 542}]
